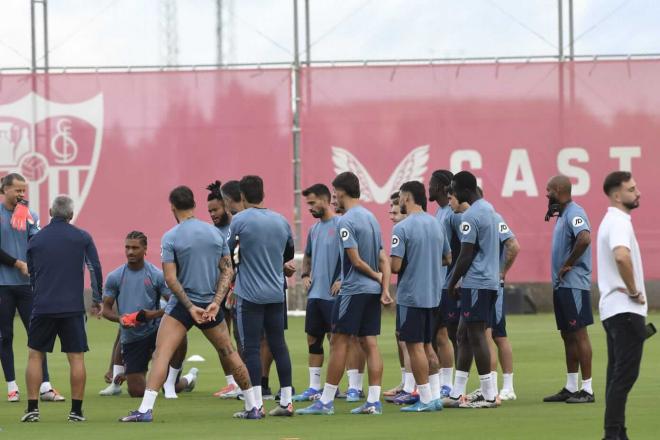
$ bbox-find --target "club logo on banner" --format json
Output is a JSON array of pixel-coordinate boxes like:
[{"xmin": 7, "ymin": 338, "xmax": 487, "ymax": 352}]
[
  {"xmin": 331, "ymin": 145, "xmax": 429, "ymax": 204},
  {"xmin": 0, "ymin": 93, "xmax": 104, "ymax": 222}
]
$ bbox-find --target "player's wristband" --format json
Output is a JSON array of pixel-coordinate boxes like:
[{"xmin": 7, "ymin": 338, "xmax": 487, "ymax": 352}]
[
  {"xmin": 136, "ymin": 310, "xmax": 147, "ymax": 322},
  {"xmin": 628, "ymin": 291, "xmax": 641, "ymax": 298}
]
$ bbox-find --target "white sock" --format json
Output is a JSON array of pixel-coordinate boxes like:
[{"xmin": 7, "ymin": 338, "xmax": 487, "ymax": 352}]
[
  {"xmin": 347, "ymin": 369, "xmax": 359, "ymax": 390},
  {"xmin": 581, "ymin": 377, "xmax": 593, "ymax": 394},
  {"xmin": 226, "ymin": 375, "xmax": 237, "ymax": 387},
  {"xmin": 490, "ymin": 371, "xmax": 498, "ymax": 392},
  {"xmin": 440, "ymin": 367, "xmax": 453, "ymax": 388},
  {"xmin": 480, "ymin": 374, "xmax": 496, "ymax": 401},
  {"xmin": 164, "ymin": 367, "xmax": 180, "ymax": 398},
  {"xmin": 417, "ymin": 383, "xmax": 432, "ymax": 404},
  {"xmin": 429, "ymin": 373, "xmax": 441, "ymax": 400},
  {"xmin": 254, "ymin": 385, "xmax": 263, "ymax": 408},
  {"xmin": 182, "ymin": 372, "xmax": 195, "ymax": 384},
  {"xmin": 357, "ymin": 372, "xmax": 364, "ymax": 391},
  {"xmin": 39, "ymin": 381, "xmax": 52, "ymax": 394},
  {"xmin": 309, "ymin": 367, "xmax": 322, "ymax": 390},
  {"xmin": 450, "ymin": 370, "xmax": 469, "ymax": 399},
  {"xmin": 279, "ymin": 386, "xmax": 292, "ymax": 406},
  {"xmin": 400, "ymin": 367, "xmax": 406, "ymax": 385},
  {"xmin": 367, "ymin": 385, "xmax": 381, "ymax": 403},
  {"xmin": 566, "ymin": 372, "xmax": 579, "ymax": 393},
  {"xmin": 8, "ymin": 381, "xmax": 18, "ymax": 393},
  {"xmin": 113, "ymin": 365, "xmax": 125, "ymax": 382},
  {"xmin": 403, "ymin": 372, "xmax": 416, "ymax": 393},
  {"xmin": 320, "ymin": 383, "xmax": 338, "ymax": 405},
  {"xmin": 243, "ymin": 387, "xmax": 256, "ymax": 411},
  {"xmin": 502, "ymin": 373, "xmax": 514, "ymax": 391},
  {"xmin": 138, "ymin": 389, "xmax": 158, "ymax": 413}
]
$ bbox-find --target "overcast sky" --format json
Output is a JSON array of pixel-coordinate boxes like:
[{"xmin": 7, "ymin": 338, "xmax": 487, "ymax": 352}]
[{"xmin": 1, "ymin": 0, "xmax": 659, "ymax": 69}]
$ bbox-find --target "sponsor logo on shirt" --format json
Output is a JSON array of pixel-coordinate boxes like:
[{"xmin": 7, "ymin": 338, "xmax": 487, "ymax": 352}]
[
  {"xmin": 499, "ymin": 222, "xmax": 509, "ymax": 234},
  {"xmin": 460, "ymin": 221, "xmax": 471, "ymax": 235},
  {"xmin": 391, "ymin": 235, "xmax": 400, "ymax": 248},
  {"xmin": 340, "ymin": 228, "xmax": 350, "ymax": 241},
  {"xmin": 572, "ymin": 216, "xmax": 585, "ymax": 228}
]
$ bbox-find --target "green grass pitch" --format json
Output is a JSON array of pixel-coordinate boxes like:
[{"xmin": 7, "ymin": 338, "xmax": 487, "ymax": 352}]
[{"xmin": 0, "ymin": 312, "xmax": 658, "ymax": 439}]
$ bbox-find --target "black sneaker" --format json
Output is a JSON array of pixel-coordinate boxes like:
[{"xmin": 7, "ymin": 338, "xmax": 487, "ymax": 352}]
[
  {"xmin": 566, "ymin": 390, "xmax": 595, "ymax": 404},
  {"xmin": 21, "ymin": 409, "xmax": 40, "ymax": 422},
  {"xmin": 543, "ymin": 388, "xmax": 576, "ymax": 402},
  {"xmin": 68, "ymin": 411, "xmax": 86, "ymax": 422}
]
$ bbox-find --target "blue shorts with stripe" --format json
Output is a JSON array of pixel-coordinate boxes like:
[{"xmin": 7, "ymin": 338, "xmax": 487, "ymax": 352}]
[
  {"xmin": 398, "ymin": 305, "xmax": 435, "ymax": 344},
  {"xmin": 488, "ymin": 284, "xmax": 507, "ymax": 337},
  {"xmin": 305, "ymin": 298, "xmax": 334, "ymax": 337},
  {"xmin": 460, "ymin": 288, "xmax": 496, "ymax": 323},
  {"xmin": 553, "ymin": 287, "xmax": 593, "ymax": 332},
  {"xmin": 331, "ymin": 293, "xmax": 381, "ymax": 337}
]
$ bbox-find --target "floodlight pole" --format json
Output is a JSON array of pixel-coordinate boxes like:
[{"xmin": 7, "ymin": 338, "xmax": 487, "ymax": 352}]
[
  {"xmin": 292, "ymin": 0, "xmax": 303, "ymax": 253},
  {"xmin": 558, "ymin": 0, "xmax": 563, "ymax": 61}
]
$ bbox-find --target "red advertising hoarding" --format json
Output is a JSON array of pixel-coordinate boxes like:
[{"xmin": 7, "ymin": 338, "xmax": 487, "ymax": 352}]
[
  {"xmin": 0, "ymin": 69, "xmax": 293, "ymax": 272},
  {"xmin": 300, "ymin": 60, "xmax": 660, "ymax": 282}
]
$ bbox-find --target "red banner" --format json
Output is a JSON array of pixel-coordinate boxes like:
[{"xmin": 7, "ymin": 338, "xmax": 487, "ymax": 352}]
[
  {"xmin": 300, "ymin": 60, "xmax": 660, "ymax": 282},
  {"xmin": 0, "ymin": 69, "xmax": 293, "ymax": 272}
]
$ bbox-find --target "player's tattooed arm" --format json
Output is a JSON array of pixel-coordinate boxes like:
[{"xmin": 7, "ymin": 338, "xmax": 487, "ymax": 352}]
[
  {"xmin": 302, "ymin": 254, "xmax": 312, "ymax": 290},
  {"xmin": 162, "ymin": 261, "xmax": 194, "ymax": 310},
  {"xmin": 501, "ymin": 237, "xmax": 520, "ymax": 280},
  {"xmin": 213, "ymin": 256, "xmax": 233, "ymax": 305},
  {"xmin": 559, "ymin": 230, "xmax": 591, "ymax": 279}
]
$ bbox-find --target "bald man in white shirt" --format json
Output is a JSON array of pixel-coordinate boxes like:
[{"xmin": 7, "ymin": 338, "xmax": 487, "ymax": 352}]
[{"xmin": 597, "ymin": 171, "xmax": 647, "ymax": 440}]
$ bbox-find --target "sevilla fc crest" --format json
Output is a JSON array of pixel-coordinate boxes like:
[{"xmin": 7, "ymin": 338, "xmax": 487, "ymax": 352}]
[{"xmin": 0, "ymin": 92, "xmax": 103, "ymax": 222}]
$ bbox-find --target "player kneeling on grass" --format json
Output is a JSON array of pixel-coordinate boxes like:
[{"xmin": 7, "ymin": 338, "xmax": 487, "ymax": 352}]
[
  {"xmin": 101, "ymin": 231, "xmax": 197, "ymax": 398},
  {"xmin": 119, "ymin": 186, "xmax": 257, "ymax": 422},
  {"xmin": 390, "ymin": 182, "xmax": 451, "ymax": 412}
]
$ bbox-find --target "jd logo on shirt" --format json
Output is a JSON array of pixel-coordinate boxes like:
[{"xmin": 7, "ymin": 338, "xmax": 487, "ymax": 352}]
[
  {"xmin": 460, "ymin": 222, "xmax": 471, "ymax": 235},
  {"xmin": 340, "ymin": 228, "xmax": 350, "ymax": 241},
  {"xmin": 499, "ymin": 222, "xmax": 509, "ymax": 234},
  {"xmin": 391, "ymin": 235, "xmax": 400, "ymax": 248},
  {"xmin": 572, "ymin": 216, "xmax": 585, "ymax": 227}
]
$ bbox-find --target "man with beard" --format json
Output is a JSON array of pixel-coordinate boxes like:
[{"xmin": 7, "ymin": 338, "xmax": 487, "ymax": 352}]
[
  {"xmin": 597, "ymin": 171, "xmax": 647, "ymax": 440},
  {"xmin": 543, "ymin": 175, "xmax": 594, "ymax": 404},
  {"xmin": 297, "ymin": 171, "xmax": 392, "ymax": 416},
  {"xmin": 207, "ymin": 181, "xmax": 242, "ymax": 399},
  {"xmin": 293, "ymin": 184, "xmax": 341, "ymax": 402}
]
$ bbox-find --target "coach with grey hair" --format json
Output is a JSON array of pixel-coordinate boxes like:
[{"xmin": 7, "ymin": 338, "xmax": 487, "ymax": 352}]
[
  {"xmin": 21, "ymin": 196, "xmax": 103, "ymax": 423},
  {"xmin": 597, "ymin": 172, "xmax": 647, "ymax": 440}
]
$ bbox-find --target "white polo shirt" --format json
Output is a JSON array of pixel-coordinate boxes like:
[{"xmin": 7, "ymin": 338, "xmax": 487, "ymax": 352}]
[{"xmin": 597, "ymin": 207, "xmax": 648, "ymax": 321}]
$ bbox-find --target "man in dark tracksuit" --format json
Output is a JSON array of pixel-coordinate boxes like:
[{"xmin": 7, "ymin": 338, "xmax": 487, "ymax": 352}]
[{"xmin": 21, "ymin": 196, "xmax": 102, "ymax": 423}]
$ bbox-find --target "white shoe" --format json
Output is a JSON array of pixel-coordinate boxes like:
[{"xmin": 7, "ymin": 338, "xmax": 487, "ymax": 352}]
[
  {"xmin": 40, "ymin": 389, "xmax": 66, "ymax": 402},
  {"xmin": 183, "ymin": 368, "xmax": 198, "ymax": 392},
  {"xmin": 466, "ymin": 388, "xmax": 482, "ymax": 403},
  {"xmin": 8, "ymin": 390, "xmax": 20, "ymax": 402},
  {"xmin": 99, "ymin": 383, "xmax": 122, "ymax": 396},
  {"xmin": 499, "ymin": 389, "xmax": 517, "ymax": 401},
  {"xmin": 215, "ymin": 383, "xmax": 243, "ymax": 399}
]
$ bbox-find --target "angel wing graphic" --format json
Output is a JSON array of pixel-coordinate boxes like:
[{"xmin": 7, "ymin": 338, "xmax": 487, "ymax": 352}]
[{"xmin": 331, "ymin": 145, "xmax": 430, "ymax": 204}]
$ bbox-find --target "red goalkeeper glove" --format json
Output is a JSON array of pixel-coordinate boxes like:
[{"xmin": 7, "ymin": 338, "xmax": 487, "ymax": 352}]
[
  {"xmin": 11, "ymin": 200, "xmax": 34, "ymax": 232},
  {"xmin": 120, "ymin": 310, "xmax": 146, "ymax": 327}
]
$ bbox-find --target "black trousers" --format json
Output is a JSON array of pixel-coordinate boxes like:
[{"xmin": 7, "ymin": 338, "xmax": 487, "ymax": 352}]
[{"xmin": 602, "ymin": 313, "xmax": 646, "ymax": 440}]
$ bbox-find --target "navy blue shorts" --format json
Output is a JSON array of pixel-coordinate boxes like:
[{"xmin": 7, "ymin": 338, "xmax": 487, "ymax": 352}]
[
  {"xmin": 121, "ymin": 331, "xmax": 157, "ymax": 374},
  {"xmin": 167, "ymin": 300, "xmax": 224, "ymax": 330},
  {"xmin": 28, "ymin": 313, "xmax": 88, "ymax": 353},
  {"xmin": 305, "ymin": 298, "xmax": 334, "ymax": 337},
  {"xmin": 553, "ymin": 288, "xmax": 593, "ymax": 332},
  {"xmin": 460, "ymin": 288, "xmax": 496, "ymax": 323},
  {"xmin": 398, "ymin": 305, "xmax": 435, "ymax": 344},
  {"xmin": 331, "ymin": 294, "xmax": 381, "ymax": 337},
  {"xmin": 489, "ymin": 285, "xmax": 507, "ymax": 338},
  {"xmin": 437, "ymin": 289, "xmax": 460, "ymax": 327}
]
